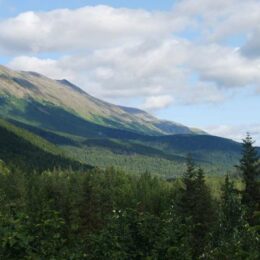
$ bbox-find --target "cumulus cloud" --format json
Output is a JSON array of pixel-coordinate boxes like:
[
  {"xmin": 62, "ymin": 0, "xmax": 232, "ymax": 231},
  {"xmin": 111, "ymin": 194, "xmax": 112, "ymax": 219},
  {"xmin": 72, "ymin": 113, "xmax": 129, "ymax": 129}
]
[
  {"xmin": 190, "ymin": 45, "xmax": 260, "ymax": 88},
  {"xmin": 0, "ymin": 5, "xmax": 189, "ymax": 54},
  {"xmin": 8, "ymin": 39, "xmax": 190, "ymax": 99},
  {"xmin": 142, "ymin": 95, "xmax": 173, "ymax": 110},
  {"xmin": 205, "ymin": 124, "xmax": 260, "ymax": 146},
  {"xmin": 174, "ymin": 0, "xmax": 260, "ymax": 41},
  {"xmin": 9, "ymin": 56, "xmax": 65, "ymax": 78},
  {"xmin": 2, "ymin": 0, "xmax": 260, "ymax": 111},
  {"xmin": 8, "ymin": 43, "xmax": 226, "ymax": 106}
]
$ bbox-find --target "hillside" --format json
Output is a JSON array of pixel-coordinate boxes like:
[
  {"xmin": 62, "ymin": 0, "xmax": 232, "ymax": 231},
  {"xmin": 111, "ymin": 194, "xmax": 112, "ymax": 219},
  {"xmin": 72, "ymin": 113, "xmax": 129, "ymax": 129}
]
[
  {"xmin": 0, "ymin": 65, "xmax": 203, "ymax": 135},
  {"xmin": 6, "ymin": 117, "xmax": 251, "ymax": 176},
  {"xmin": 0, "ymin": 65, "xmax": 257, "ymax": 176},
  {"xmin": 0, "ymin": 119, "xmax": 91, "ymax": 172}
]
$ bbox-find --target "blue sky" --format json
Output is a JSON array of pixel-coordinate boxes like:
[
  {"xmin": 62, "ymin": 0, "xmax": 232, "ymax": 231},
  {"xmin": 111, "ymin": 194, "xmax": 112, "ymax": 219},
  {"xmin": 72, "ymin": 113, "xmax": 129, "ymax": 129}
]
[
  {"xmin": 0, "ymin": 0, "xmax": 260, "ymax": 144},
  {"xmin": 0, "ymin": 0, "xmax": 176, "ymax": 15}
]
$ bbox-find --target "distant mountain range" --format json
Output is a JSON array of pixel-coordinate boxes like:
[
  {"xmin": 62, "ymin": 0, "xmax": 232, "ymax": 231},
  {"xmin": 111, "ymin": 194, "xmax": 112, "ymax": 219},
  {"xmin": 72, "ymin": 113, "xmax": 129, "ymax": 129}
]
[{"xmin": 0, "ymin": 65, "xmax": 257, "ymax": 176}]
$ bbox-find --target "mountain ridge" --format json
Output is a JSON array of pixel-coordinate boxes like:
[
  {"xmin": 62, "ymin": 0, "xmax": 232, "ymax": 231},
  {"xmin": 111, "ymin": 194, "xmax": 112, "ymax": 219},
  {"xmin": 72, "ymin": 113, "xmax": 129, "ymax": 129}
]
[{"xmin": 0, "ymin": 65, "xmax": 204, "ymax": 135}]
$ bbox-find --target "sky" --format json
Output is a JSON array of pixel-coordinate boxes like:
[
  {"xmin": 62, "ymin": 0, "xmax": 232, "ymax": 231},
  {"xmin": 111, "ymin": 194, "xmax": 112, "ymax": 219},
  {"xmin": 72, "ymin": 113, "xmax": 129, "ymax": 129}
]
[{"xmin": 0, "ymin": 0, "xmax": 260, "ymax": 144}]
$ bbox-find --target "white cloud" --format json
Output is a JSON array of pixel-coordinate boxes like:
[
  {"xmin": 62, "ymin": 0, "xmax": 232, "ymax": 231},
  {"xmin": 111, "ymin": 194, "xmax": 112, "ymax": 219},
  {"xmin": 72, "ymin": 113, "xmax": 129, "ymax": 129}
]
[
  {"xmin": 0, "ymin": 6, "xmax": 187, "ymax": 54},
  {"xmin": 205, "ymin": 124, "xmax": 260, "ymax": 146},
  {"xmin": 174, "ymin": 0, "xmax": 260, "ymax": 42},
  {"xmin": 142, "ymin": 95, "xmax": 173, "ymax": 110},
  {"xmin": 190, "ymin": 44, "xmax": 260, "ymax": 88},
  {"xmin": 8, "ymin": 56, "xmax": 66, "ymax": 78},
  {"xmin": 2, "ymin": 0, "xmax": 260, "ymax": 112},
  {"xmin": 8, "ymin": 41, "xmax": 226, "ymax": 106}
]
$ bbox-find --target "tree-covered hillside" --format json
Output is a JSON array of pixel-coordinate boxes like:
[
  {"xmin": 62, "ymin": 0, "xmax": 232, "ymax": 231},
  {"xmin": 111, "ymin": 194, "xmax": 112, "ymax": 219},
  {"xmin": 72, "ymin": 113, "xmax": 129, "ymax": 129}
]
[
  {"xmin": 0, "ymin": 119, "xmax": 92, "ymax": 172},
  {"xmin": 6, "ymin": 115, "xmax": 255, "ymax": 176}
]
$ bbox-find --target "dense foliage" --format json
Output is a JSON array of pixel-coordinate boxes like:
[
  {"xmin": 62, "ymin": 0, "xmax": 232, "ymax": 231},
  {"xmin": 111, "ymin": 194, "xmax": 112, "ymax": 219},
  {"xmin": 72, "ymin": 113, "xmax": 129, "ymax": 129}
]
[{"xmin": 0, "ymin": 138, "xmax": 259, "ymax": 259}]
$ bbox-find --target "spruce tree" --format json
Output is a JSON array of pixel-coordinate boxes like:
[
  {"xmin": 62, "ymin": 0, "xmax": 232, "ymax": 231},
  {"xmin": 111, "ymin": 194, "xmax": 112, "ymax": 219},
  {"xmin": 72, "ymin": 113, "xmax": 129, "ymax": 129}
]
[
  {"xmin": 238, "ymin": 134, "xmax": 260, "ymax": 222},
  {"xmin": 192, "ymin": 168, "xmax": 214, "ymax": 258},
  {"xmin": 179, "ymin": 155, "xmax": 197, "ymax": 217},
  {"xmin": 178, "ymin": 157, "xmax": 214, "ymax": 258}
]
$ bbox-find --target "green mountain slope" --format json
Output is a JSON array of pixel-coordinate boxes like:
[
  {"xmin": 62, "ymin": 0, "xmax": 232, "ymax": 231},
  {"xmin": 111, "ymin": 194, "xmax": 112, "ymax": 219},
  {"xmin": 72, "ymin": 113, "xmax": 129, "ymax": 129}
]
[
  {"xmin": 6, "ymin": 116, "xmax": 253, "ymax": 176},
  {"xmin": 0, "ymin": 65, "xmax": 203, "ymax": 135},
  {"xmin": 1, "ymin": 65, "xmax": 258, "ymax": 176},
  {"xmin": 0, "ymin": 119, "xmax": 92, "ymax": 172}
]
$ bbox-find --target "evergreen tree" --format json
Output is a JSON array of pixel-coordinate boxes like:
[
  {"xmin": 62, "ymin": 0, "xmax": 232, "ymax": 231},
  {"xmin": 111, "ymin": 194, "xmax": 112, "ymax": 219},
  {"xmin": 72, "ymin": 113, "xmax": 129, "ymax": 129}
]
[
  {"xmin": 192, "ymin": 168, "xmax": 215, "ymax": 257},
  {"xmin": 178, "ymin": 157, "xmax": 214, "ymax": 258},
  {"xmin": 237, "ymin": 134, "xmax": 260, "ymax": 222},
  {"xmin": 220, "ymin": 175, "xmax": 243, "ymax": 234},
  {"xmin": 178, "ymin": 155, "xmax": 197, "ymax": 217}
]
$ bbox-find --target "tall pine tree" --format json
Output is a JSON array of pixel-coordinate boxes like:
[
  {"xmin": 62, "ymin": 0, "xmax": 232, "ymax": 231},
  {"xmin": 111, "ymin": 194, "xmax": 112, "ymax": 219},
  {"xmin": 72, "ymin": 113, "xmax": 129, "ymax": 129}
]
[
  {"xmin": 179, "ymin": 155, "xmax": 197, "ymax": 217},
  {"xmin": 178, "ymin": 157, "xmax": 214, "ymax": 258},
  {"xmin": 237, "ymin": 133, "xmax": 260, "ymax": 223}
]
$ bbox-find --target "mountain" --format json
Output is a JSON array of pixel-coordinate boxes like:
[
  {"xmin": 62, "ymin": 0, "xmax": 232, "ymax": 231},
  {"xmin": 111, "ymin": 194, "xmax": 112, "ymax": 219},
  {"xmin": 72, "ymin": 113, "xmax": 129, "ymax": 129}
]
[
  {"xmin": 0, "ymin": 65, "xmax": 203, "ymax": 135},
  {"xmin": 0, "ymin": 118, "xmax": 92, "ymax": 172},
  {"xmin": 0, "ymin": 65, "xmax": 258, "ymax": 176}
]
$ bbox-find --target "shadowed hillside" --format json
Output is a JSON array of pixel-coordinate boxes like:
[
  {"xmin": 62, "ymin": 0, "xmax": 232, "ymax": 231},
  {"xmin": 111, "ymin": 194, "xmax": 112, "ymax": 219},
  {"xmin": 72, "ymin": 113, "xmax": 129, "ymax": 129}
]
[{"xmin": 0, "ymin": 119, "xmax": 92, "ymax": 172}]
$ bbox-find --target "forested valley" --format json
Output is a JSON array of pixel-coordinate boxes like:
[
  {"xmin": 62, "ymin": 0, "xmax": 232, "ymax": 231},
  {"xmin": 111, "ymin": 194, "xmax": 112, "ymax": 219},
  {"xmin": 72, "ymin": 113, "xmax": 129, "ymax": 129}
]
[{"xmin": 0, "ymin": 135, "xmax": 259, "ymax": 259}]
